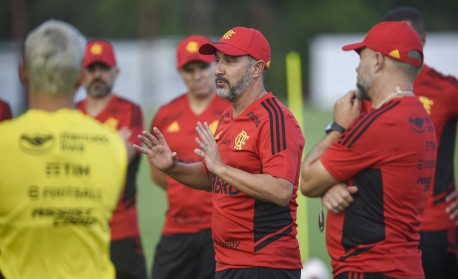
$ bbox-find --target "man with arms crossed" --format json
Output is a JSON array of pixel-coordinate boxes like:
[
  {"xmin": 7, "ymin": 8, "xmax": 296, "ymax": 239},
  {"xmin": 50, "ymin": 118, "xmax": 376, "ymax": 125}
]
[
  {"xmin": 77, "ymin": 39, "xmax": 147, "ymax": 279},
  {"xmin": 322, "ymin": 8, "xmax": 458, "ymax": 279},
  {"xmin": 136, "ymin": 27, "xmax": 304, "ymax": 279},
  {"xmin": 0, "ymin": 20, "xmax": 126, "ymax": 278},
  {"xmin": 149, "ymin": 34, "xmax": 228, "ymax": 279},
  {"xmin": 301, "ymin": 21, "xmax": 436, "ymax": 278}
]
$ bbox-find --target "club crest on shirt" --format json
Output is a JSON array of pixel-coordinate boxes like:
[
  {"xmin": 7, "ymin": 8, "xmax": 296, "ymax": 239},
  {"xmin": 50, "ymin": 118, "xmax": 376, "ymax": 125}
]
[
  {"xmin": 234, "ymin": 130, "xmax": 249, "ymax": 150},
  {"xmin": 418, "ymin": 96, "xmax": 434, "ymax": 115}
]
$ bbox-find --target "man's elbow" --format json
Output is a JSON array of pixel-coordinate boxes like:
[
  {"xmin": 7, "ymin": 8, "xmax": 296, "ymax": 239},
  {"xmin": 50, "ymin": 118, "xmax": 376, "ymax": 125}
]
[{"xmin": 300, "ymin": 176, "xmax": 322, "ymax": 198}]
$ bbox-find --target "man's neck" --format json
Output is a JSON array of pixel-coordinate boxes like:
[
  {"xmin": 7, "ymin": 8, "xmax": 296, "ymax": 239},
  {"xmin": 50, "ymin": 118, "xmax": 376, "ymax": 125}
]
[
  {"xmin": 28, "ymin": 90, "xmax": 74, "ymax": 112},
  {"xmin": 85, "ymin": 94, "xmax": 113, "ymax": 117},
  {"xmin": 231, "ymin": 84, "xmax": 265, "ymax": 118},
  {"xmin": 371, "ymin": 79, "xmax": 413, "ymax": 108}
]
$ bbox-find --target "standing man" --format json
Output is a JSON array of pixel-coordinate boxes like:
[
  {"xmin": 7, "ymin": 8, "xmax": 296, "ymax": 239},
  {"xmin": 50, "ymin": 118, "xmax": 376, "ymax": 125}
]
[
  {"xmin": 383, "ymin": 7, "xmax": 458, "ymax": 278},
  {"xmin": 0, "ymin": 20, "xmax": 126, "ymax": 278},
  {"xmin": 77, "ymin": 39, "xmax": 147, "ymax": 279},
  {"xmin": 301, "ymin": 21, "xmax": 437, "ymax": 278},
  {"xmin": 149, "ymin": 35, "xmax": 228, "ymax": 279},
  {"xmin": 0, "ymin": 98, "xmax": 12, "ymax": 121},
  {"xmin": 136, "ymin": 27, "xmax": 304, "ymax": 279},
  {"xmin": 321, "ymin": 8, "xmax": 458, "ymax": 279}
]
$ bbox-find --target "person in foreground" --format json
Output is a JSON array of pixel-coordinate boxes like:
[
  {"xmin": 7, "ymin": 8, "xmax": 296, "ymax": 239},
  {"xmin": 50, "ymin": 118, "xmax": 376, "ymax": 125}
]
[
  {"xmin": 0, "ymin": 20, "xmax": 127, "ymax": 278},
  {"xmin": 149, "ymin": 34, "xmax": 228, "ymax": 279},
  {"xmin": 300, "ymin": 21, "xmax": 436, "ymax": 279},
  {"xmin": 135, "ymin": 26, "xmax": 305, "ymax": 279}
]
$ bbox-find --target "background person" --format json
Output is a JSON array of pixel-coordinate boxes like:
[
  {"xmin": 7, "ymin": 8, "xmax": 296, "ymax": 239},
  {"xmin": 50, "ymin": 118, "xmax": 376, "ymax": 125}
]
[
  {"xmin": 136, "ymin": 26, "xmax": 305, "ymax": 279},
  {"xmin": 0, "ymin": 98, "xmax": 12, "ymax": 121},
  {"xmin": 77, "ymin": 39, "xmax": 147, "ymax": 279},
  {"xmin": 149, "ymin": 34, "xmax": 228, "ymax": 279},
  {"xmin": 0, "ymin": 19, "xmax": 126, "ymax": 279},
  {"xmin": 301, "ymin": 21, "xmax": 436, "ymax": 278}
]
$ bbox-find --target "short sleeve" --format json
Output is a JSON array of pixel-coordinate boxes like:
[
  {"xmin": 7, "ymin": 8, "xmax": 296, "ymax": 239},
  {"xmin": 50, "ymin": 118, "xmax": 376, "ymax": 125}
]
[{"xmin": 259, "ymin": 111, "xmax": 304, "ymax": 184}]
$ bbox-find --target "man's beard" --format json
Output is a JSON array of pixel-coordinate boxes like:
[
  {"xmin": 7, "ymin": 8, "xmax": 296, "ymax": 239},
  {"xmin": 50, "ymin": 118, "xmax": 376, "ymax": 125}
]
[
  {"xmin": 87, "ymin": 79, "xmax": 112, "ymax": 98},
  {"xmin": 356, "ymin": 72, "xmax": 371, "ymax": 101},
  {"xmin": 216, "ymin": 66, "xmax": 252, "ymax": 101}
]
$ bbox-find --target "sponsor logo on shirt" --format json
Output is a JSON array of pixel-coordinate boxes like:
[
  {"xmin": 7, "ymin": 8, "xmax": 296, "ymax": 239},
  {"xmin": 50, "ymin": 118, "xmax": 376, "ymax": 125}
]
[
  {"xmin": 103, "ymin": 117, "xmax": 119, "ymax": 131},
  {"xmin": 234, "ymin": 130, "xmax": 249, "ymax": 150},
  {"xmin": 20, "ymin": 131, "xmax": 55, "ymax": 155},
  {"xmin": 212, "ymin": 175, "xmax": 240, "ymax": 196},
  {"xmin": 208, "ymin": 120, "xmax": 219, "ymax": 134},
  {"xmin": 247, "ymin": 111, "xmax": 261, "ymax": 127},
  {"xmin": 166, "ymin": 121, "xmax": 180, "ymax": 133},
  {"xmin": 418, "ymin": 96, "xmax": 434, "ymax": 115},
  {"xmin": 213, "ymin": 238, "xmax": 240, "ymax": 249},
  {"xmin": 408, "ymin": 114, "xmax": 426, "ymax": 133}
]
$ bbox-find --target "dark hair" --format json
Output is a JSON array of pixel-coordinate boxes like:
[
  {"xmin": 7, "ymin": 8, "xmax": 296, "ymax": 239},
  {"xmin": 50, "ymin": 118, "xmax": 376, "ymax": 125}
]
[{"xmin": 382, "ymin": 6, "xmax": 425, "ymax": 37}]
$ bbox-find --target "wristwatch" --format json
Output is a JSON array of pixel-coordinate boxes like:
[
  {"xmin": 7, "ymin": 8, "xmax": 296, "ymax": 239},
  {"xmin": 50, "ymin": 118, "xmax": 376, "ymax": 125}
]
[{"xmin": 325, "ymin": 121, "xmax": 345, "ymax": 134}]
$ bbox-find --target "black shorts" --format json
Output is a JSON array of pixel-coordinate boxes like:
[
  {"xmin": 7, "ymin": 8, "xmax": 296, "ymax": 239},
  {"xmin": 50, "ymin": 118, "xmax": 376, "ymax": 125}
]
[
  {"xmin": 420, "ymin": 227, "xmax": 458, "ymax": 279},
  {"xmin": 152, "ymin": 229, "xmax": 215, "ymax": 279},
  {"xmin": 335, "ymin": 272, "xmax": 394, "ymax": 279},
  {"xmin": 215, "ymin": 267, "xmax": 300, "ymax": 279},
  {"xmin": 111, "ymin": 236, "xmax": 147, "ymax": 279}
]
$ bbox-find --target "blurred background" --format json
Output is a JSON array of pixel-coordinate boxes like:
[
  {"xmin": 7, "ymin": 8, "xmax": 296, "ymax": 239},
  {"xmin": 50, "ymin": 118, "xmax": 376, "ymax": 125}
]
[{"xmin": 1, "ymin": 0, "xmax": 457, "ymax": 277}]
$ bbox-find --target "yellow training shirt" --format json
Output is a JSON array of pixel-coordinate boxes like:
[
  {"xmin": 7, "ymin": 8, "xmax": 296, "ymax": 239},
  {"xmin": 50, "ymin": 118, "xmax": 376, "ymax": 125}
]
[{"xmin": 0, "ymin": 109, "xmax": 127, "ymax": 279}]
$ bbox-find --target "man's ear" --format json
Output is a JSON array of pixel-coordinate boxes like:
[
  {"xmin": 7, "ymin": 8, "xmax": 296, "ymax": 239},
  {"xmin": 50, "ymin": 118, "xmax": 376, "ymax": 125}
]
[
  {"xmin": 252, "ymin": 60, "xmax": 265, "ymax": 78},
  {"xmin": 373, "ymin": 52, "xmax": 385, "ymax": 73},
  {"xmin": 18, "ymin": 62, "xmax": 28, "ymax": 85}
]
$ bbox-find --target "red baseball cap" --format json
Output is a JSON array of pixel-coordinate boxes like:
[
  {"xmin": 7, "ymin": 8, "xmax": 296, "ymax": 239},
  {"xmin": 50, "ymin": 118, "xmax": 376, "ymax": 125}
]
[
  {"xmin": 176, "ymin": 35, "xmax": 215, "ymax": 69},
  {"xmin": 342, "ymin": 21, "xmax": 423, "ymax": 67},
  {"xmin": 82, "ymin": 39, "xmax": 117, "ymax": 67},
  {"xmin": 199, "ymin": 27, "xmax": 271, "ymax": 70}
]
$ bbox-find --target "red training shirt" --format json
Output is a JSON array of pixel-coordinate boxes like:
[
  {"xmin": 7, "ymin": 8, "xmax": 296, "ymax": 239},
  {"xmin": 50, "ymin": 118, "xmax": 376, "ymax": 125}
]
[
  {"xmin": 207, "ymin": 92, "xmax": 304, "ymax": 271},
  {"xmin": 321, "ymin": 97, "xmax": 437, "ymax": 278},
  {"xmin": 415, "ymin": 65, "xmax": 458, "ymax": 231}
]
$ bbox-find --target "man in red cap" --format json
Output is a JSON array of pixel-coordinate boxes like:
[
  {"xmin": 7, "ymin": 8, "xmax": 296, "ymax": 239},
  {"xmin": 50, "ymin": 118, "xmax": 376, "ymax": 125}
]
[
  {"xmin": 300, "ymin": 21, "xmax": 436, "ymax": 278},
  {"xmin": 77, "ymin": 39, "xmax": 147, "ymax": 279},
  {"xmin": 135, "ymin": 27, "xmax": 305, "ymax": 279},
  {"xmin": 148, "ymin": 34, "xmax": 228, "ymax": 279},
  {"xmin": 319, "ymin": 8, "xmax": 458, "ymax": 279}
]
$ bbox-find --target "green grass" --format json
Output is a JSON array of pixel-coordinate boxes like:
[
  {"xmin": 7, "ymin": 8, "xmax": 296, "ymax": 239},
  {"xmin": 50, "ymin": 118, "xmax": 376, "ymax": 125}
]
[{"xmin": 136, "ymin": 102, "xmax": 458, "ymax": 277}]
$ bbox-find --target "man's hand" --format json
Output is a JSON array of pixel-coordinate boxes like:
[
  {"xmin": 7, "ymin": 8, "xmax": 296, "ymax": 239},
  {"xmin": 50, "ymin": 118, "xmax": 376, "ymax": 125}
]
[
  {"xmin": 321, "ymin": 183, "xmax": 358, "ymax": 214},
  {"xmin": 134, "ymin": 128, "xmax": 178, "ymax": 173},
  {"xmin": 194, "ymin": 122, "xmax": 225, "ymax": 175},
  {"xmin": 333, "ymin": 90, "xmax": 361, "ymax": 128},
  {"xmin": 446, "ymin": 190, "xmax": 458, "ymax": 225}
]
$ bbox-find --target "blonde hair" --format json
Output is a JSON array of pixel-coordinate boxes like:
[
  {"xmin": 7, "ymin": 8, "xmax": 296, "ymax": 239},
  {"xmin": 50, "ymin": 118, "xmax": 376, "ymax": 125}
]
[{"xmin": 24, "ymin": 19, "xmax": 86, "ymax": 96}]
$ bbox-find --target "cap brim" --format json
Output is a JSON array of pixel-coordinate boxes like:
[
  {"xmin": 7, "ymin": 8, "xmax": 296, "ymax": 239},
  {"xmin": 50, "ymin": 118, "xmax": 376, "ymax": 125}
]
[
  {"xmin": 82, "ymin": 57, "xmax": 115, "ymax": 67},
  {"xmin": 177, "ymin": 56, "xmax": 214, "ymax": 69},
  {"xmin": 199, "ymin": 42, "xmax": 248, "ymax": 56},
  {"xmin": 342, "ymin": 42, "xmax": 365, "ymax": 52}
]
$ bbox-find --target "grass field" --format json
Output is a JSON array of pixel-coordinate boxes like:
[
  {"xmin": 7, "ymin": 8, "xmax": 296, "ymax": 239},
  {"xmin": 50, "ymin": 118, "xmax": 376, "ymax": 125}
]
[{"xmin": 136, "ymin": 102, "xmax": 458, "ymax": 277}]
